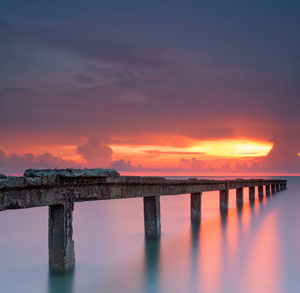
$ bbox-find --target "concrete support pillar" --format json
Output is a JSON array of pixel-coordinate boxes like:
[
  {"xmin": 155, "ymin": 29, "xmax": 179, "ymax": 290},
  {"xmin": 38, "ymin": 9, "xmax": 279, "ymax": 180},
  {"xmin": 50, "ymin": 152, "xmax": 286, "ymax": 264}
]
[
  {"xmin": 49, "ymin": 198, "xmax": 75, "ymax": 271},
  {"xmin": 258, "ymin": 186, "xmax": 264, "ymax": 200},
  {"xmin": 143, "ymin": 196, "xmax": 161, "ymax": 238},
  {"xmin": 249, "ymin": 186, "xmax": 255, "ymax": 202},
  {"xmin": 265, "ymin": 185, "xmax": 271, "ymax": 197},
  {"xmin": 190, "ymin": 192, "xmax": 202, "ymax": 220},
  {"xmin": 276, "ymin": 184, "xmax": 280, "ymax": 192},
  {"xmin": 220, "ymin": 189, "xmax": 229, "ymax": 211},
  {"xmin": 271, "ymin": 184, "xmax": 276, "ymax": 194},
  {"xmin": 236, "ymin": 188, "xmax": 243, "ymax": 205}
]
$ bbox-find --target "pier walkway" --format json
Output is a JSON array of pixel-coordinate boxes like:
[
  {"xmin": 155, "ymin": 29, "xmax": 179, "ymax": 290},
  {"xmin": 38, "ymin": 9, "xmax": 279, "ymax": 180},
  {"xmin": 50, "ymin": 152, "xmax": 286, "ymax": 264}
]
[{"xmin": 0, "ymin": 169, "xmax": 287, "ymax": 271}]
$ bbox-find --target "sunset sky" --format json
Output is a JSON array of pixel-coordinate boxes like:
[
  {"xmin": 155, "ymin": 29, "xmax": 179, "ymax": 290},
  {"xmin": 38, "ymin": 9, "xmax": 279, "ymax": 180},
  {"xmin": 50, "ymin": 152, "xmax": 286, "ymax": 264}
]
[{"xmin": 0, "ymin": 0, "xmax": 299, "ymax": 175}]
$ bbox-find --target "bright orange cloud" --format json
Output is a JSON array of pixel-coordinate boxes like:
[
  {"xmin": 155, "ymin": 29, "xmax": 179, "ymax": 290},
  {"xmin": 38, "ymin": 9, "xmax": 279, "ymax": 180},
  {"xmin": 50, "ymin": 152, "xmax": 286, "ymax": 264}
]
[
  {"xmin": 110, "ymin": 138, "xmax": 273, "ymax": 168},
  {"xmin": 188, "ymin": 139, "xmax": 273, "ymax": 158}
]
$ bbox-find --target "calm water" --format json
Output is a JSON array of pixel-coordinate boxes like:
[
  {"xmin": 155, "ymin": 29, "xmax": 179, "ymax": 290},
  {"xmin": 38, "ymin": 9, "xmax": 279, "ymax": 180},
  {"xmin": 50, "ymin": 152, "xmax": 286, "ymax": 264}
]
[{"xmin": 0, "ymin": 176, "xmax": 300, "ymax": 293}]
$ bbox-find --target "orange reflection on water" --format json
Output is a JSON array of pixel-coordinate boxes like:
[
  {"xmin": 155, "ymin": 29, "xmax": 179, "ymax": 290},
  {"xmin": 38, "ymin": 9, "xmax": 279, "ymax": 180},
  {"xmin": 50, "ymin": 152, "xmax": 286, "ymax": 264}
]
[
  {"xmin": 140, "ymin": 189, "xmax": 284, "ymax": 293},
  {"xmin": 196, "ymin": 212, "xmax": 223, "ymax": 292},
  {"xmin": 183, "ymin": 192, "xmax": 282, "ymax": 293},
  {"xmin": 243, "ymin": 211, "xmax": 282, "ymax": 293}
]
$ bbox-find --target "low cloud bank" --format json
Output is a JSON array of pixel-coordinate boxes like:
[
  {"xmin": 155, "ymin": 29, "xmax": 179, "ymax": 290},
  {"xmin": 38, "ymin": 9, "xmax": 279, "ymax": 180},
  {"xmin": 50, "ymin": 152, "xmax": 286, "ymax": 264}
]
[
  {"xmin": 1, "ymin": 136, "xmax": 299, "ymax": 175},
  {"xmin": 0, "ymin": 150, "xmax": 82, "ymax": 175}
]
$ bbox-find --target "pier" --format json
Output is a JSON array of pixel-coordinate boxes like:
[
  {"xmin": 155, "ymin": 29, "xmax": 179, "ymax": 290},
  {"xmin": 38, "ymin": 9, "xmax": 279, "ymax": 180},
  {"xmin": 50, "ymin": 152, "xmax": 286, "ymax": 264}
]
[{"xmin": 0, "ymin": 169, "xmax": 287, "ymax": 271}]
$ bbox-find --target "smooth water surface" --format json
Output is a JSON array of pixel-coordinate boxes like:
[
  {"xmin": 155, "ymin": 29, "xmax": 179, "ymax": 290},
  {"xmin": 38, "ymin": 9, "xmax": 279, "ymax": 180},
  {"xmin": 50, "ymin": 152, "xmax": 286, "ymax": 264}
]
[{"xmin": 0, "ymin": 176, "xmax": 300, "ymax": 293}]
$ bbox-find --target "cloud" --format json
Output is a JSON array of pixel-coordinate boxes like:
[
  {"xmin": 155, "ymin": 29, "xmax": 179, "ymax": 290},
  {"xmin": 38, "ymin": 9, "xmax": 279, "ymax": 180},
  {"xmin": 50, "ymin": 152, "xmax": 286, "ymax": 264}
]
[
  {"xmin": 111, "ymin": 159, "xmax": 144, "ymax": 171},
  {"xmin": 1, "ymin": 16, "xmax": 300, "ymax": 174},
  {"xmin": 110, "ymin": 151, "xmax": 300, "ymax": 174},
  {"xmin": 264, "ymin": 133, "xmax": 300, "ymax": 173},
  {"xmin": 77, "ymin": 137, "xmax": 113, "ymax": 167},
  {"xmin": 144, "ymin": 150, "xmax": 206, "ymax": 155},
  {"xmin": 0, "ymin": 21, "xmax": 180, "ymax": 71},
  {"xmin": 72, "ymin": 73, "xmax": 96, "ymax": 85},
  {"xmin": 0, "ymin": 149, "xmax": 82, "ymax": 175},
  {"xmin": 0, "ymin": 141, "xmax": 299, "ymax": 176}
]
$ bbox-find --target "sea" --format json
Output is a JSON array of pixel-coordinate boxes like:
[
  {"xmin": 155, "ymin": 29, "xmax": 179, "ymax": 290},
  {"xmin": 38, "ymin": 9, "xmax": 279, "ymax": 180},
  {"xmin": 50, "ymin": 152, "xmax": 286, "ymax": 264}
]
[{"xmin": 0, "ymin": 176, "xmax": 299, "ymax": 293}]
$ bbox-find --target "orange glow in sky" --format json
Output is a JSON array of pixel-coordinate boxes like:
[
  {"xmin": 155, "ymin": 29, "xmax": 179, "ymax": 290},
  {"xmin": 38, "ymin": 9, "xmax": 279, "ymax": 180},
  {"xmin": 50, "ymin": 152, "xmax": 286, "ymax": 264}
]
[
  {"xmin": 185, "ymin": 139, "xmax": 273, "ymax": 157},
  {"xmin": 0, "ymin": 137, "xmax": 275, "ymax": 174},
  {"xmin": 29, "ymin": 145, "xmax": 85, "ymax": 162},
  {"xmin": 110, "ymin": 139, "xmax": 273, "ymax": 166}
]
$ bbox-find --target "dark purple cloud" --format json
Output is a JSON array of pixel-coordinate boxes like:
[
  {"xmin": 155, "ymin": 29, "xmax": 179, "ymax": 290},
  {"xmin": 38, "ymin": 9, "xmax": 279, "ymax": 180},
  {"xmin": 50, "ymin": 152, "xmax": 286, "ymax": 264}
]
[
  {"xmin": 0, "ymin": 21, "xmax": 180, "ymax": 71},
  {"xmin": 0, "ymin": 149, "xmax": 82, "ymax": 175}
]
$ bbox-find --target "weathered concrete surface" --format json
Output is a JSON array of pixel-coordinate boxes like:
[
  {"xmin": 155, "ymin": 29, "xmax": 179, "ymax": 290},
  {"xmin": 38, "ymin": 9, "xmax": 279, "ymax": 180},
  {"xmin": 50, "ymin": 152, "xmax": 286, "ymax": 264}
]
[
  {"xmin": 143, "ymin": 196, "xmax": 161, "ymax": 238},
  {"xmin": 191, "ymin": 192, "xmax": 202, "ymax": 220},
  {"xmin": 49, "ymin": 196, "xmax": 75, "ymax": 271},
  {"xmin": 0, "ymin": 169, "xmax": 287, "ymax": 212},
  {"xmin": 24, "ymin": 168, "xmax": 120, "ymax": 178}
]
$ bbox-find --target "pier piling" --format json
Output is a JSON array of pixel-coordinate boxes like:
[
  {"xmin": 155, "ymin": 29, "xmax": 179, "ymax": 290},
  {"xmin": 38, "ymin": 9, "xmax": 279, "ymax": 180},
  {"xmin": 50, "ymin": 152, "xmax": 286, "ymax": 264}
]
[
  {"xmin": 266, "ymin": 185, "xmax": 271, "ymax": 197},
  {"xmin": 48, "ymin": 197, "xmax": 75, "ymax": 271},
  {"xmin": 258, "ymin": 186, "xmax": 264, "ymax": 200},
  {"xmin": 271, "ymin": 184, "xmax": 276, "ymax": 194},
  {"xmin": 249, "ymin": 186, "xmax": 255, "ymax": 202},
  {"xmin": 191, "ymin": 192, "xmax": 202, "ymax": 220},
  {"xmin": 143, "ymin": 196, "xmax": 161, "ymax": 238},
  {"xmin": 220, "ymin": 189, "xmax": 229, "ymax": 211},
  {"xmin": 236, "ymin": 188, "xmax": 243, "ymax": 206}
]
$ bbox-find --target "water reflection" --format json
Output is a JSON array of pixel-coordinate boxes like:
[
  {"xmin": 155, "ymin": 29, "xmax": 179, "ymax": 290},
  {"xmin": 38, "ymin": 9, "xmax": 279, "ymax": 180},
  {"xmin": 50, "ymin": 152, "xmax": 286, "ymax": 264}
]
[
  {"xmin": 47, "ymin": 268, "xmax": 75, "ymax": 293},
  {"xmin": 144, "ymin": 238, "xmax": 161, "ymax": 293},
  {"xmin": 190, "ymin": 219, "xmax": 201, "ymax": 247},
  {"xmin": 243, "ymin": 211, "xmax": 282, "ymax": 293},
  {"xmin": 237, "ymin": 204, "xmax": 243, "ymax": 218},
  {"xmin": 186, "ymin": 191, "xmax": 279, "ymax": 293},
  {"xmin": 189, "ymin": 219, "xmax": 201, "ymax": 292},
  {"xmin": 220, "ymin": 209, "xmax": 229, "ymax": 228}
]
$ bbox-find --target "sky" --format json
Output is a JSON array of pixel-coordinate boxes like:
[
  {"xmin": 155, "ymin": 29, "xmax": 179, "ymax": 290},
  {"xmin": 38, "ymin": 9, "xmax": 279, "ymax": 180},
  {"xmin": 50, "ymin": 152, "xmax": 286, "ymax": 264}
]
[{"xmin": 0, "ymin": 0, "xmax": 299, "ymax": 175}]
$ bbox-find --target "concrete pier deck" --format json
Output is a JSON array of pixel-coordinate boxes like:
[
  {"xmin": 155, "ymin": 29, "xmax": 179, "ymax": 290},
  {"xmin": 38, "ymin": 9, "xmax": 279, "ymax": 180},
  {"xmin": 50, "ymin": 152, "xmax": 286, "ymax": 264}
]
[{"xmin": 0, "ymin": 168, "xmax": 287, "ymax": 271}]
